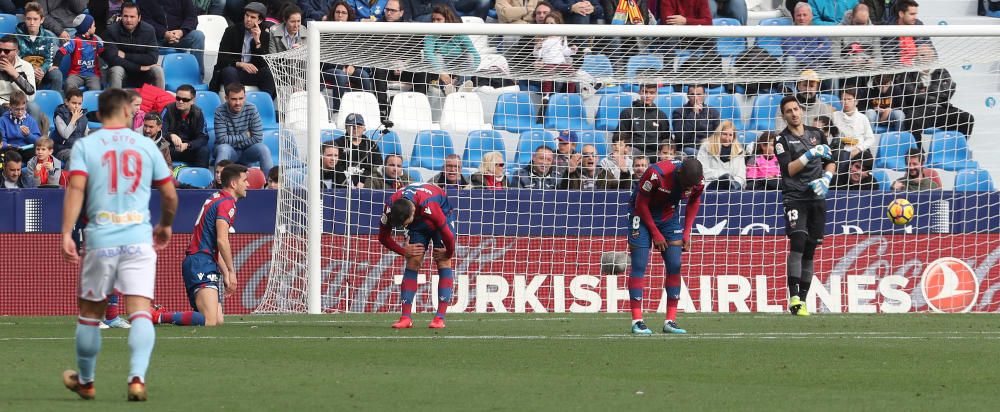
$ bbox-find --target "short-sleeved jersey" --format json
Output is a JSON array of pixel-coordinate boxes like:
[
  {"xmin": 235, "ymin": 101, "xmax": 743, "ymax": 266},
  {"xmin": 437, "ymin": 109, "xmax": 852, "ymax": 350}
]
[
  {"xmin": 187, "ymin": 190, "xmax": 238, "ymax": 256},
  {"xmin": 775, "ymin": 126, "xmax": 833, "ymax": 202},
  {"xmin": 67, "ymin": 127, "xmax": 173, "ymax": 249},
  {"xmin": 629, "ymin": 161, "xmax": 704, "ymax": 222}
]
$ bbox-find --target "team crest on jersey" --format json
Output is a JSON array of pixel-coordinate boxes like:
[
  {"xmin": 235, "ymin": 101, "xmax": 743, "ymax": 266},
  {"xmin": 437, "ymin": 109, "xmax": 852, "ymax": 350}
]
[
  {"xmin": 809, "ymin": 137, "xmax": 817, "ymax": 145},
  {"xmin": 228, "ymin": 208, "xmax": 235, "ymax": 218},
  {"xmin": 631, "ymin": 230, "xmax": 640, "ymax": 239},
  {"xmin": 775, "ymin": 142, "xmax": 785, "ymax": 155},
  {"xmin": 380, "ymin": 214, "xmax": 388, "ymax": 225},
  {"xmin": 641, "ymin": 181, "xmax": 653, "ymax": 192}
]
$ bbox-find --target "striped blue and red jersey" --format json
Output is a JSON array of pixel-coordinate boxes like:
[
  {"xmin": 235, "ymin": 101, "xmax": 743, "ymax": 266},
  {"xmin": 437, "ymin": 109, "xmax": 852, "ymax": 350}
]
[
  {"xmin": 378, "ymin": 183, "xmax": 456, "ymax": 256},
  {"xmin": 629, "ymin": 160, "xmax": 704, "ymax": 242},
  {"xmin": 59, "ymin": 35, "xmax": 105, "ymax": 77},
  {"xmin": 186, "ymin": 190, "xmax": 237, "ymax": 257}
]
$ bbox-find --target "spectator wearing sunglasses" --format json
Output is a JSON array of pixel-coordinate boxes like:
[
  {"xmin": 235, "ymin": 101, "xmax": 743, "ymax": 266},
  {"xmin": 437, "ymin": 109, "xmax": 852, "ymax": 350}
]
[
  {"xmin": 162, "ymin": 84, "xmax": 211, "ymax": 168},
  {"xmin": 471, "ymin": 151, "xmax": 508, "ymax": 190}
]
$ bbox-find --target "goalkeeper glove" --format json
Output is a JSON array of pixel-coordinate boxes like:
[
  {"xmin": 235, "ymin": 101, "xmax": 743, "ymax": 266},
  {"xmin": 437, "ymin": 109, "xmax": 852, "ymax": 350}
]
[
  {"xmin": 808, "ymin": 171, "xmax": 833, "ymax": 198},
  {"xmin": 798, "ymin": 144, "xmax": 832, "ymax": 167}
]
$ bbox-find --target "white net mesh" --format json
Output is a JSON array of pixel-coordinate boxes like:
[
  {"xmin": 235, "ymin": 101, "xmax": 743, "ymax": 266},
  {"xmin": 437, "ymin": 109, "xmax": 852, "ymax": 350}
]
[{"xmin": 255, "ymin": 24, "xmax": 1000, "ymax": 314}]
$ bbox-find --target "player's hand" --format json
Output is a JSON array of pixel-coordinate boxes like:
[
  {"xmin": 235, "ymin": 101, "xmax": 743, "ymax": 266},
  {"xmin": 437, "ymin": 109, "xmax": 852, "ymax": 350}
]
[
  {"xmin": 805, "ymin": 144, "xmax": 832, "ymax": 161},
  {"xmin": 152, "ymin": 224, "xmax": 172, "ymax": 250},
  {"xmin": 224, "ymin": 273, "xmax": 237, "ymax": 296},
  {"xmin": 808, "ymin": 171, "xmax": 833, "ymax": 198},
  {"xmin": 682, "ymin": 239, "xmax": 689, "ymax": 252},
  {"xmin": 404, "ymin": 243, "xmax": 425, "ymax": 258},
  {"xmin": 652, "ymin": 235, "xmax": 668, "ymax": 252},
  {"xmin": 61, "ymin": 233, "xmax": 80, "ymax": 264},
  {"xmin": 432, "ymin": 247, "xmax": 450, "ymax": 260}
]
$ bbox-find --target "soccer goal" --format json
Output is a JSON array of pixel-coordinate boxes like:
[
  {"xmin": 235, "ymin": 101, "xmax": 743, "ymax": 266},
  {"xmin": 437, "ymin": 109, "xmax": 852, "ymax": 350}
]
[{"xmin": 255, "ymin": 22, "xmax": 1000, "ymax": 315}]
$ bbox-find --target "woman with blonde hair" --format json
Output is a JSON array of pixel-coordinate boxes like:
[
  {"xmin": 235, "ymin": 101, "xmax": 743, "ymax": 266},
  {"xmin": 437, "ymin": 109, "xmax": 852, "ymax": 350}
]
[
  {"xmin": 696, "ymin": 120, "xmax": 746, "ymax": 190},
  {"xmin": 471, "ymin": 151, "xmax": 508, "ymax": 190}
]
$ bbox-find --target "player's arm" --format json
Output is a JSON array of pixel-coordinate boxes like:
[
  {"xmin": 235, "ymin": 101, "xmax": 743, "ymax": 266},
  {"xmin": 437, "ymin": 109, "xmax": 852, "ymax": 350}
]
[
  {"xmin": 216, "ymin": 218, "xmax": 237, "ymax": 292},
  {"xmin": 377, "ymin": 210, "xmax": 407, "ymax": 256},
  {"xmin": 634, "ymin": 169, "xmax": 666, "ymax": 246},
  {"xmin": 682, "ymin": 186, "xmax": 704, "ymax": 249},
  {"xmin": 60, "ymin": 172, "xmax": 86, "ymax": 263},
  {"xmin": 425, "ymin": 203, "xmax": 456, "ymax": 259}
]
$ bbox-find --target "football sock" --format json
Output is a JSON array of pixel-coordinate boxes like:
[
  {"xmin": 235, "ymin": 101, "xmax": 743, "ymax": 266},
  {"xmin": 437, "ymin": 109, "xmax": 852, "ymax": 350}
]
[
  {"xmin": 436, "ymin": 268, "xmax": 454, "ymax": 319},
  {"xmin": 786, "ymin": 251, "xmax": 803, "ymax": 299},
  {"xmin": 400, "ymin": 269, "xmax": 419, "ymax": 318},
  {"xmin": 105, "ymin": 295, "xmax": 120, "ymax": 320},
  {"xmin": 160, "ymin": 311, "xmax": 206, "ymax": 326},
  {"xmin": 800, "ymin": 260, "xmax": 815, "ymax": 301},
  {"xmin": 628, "ymin": 247, "xmax": 650, "ymax": 321},
  {"xmin": 127, "ymin": 312, "xmax": 155, "ymax": 384},
  {"xmin": 75, "ymin": 316, "xmax": 102, "ymax": 384},
  {"xmin": 664, "ymin": 274, "xmax": 681, "ymax": 322}
]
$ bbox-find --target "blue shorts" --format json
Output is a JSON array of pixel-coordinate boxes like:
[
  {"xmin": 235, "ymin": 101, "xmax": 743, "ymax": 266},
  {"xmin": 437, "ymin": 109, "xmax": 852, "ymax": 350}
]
[
  {"xmin": 627, "ymin": 213, "xmax": 683, "ymax": 248},
  {"xmin": 182, "ymin": 253, "xmax": 221, "ymax": 311},
  {"xmin": 407, "ymin": 218, "xmax": 457, "ymax": 249}
]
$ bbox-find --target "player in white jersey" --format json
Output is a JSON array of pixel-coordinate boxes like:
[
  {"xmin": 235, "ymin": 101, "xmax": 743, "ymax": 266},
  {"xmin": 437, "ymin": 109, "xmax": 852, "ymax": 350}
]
[{"xmin": 59, "ymin": 88, "xmax": 178, "ymax": 402}]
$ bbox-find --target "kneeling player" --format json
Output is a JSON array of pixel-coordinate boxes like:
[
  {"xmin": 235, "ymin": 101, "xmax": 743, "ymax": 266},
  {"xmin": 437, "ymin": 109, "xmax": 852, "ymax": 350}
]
[
  {"xmin": 378, "ymin": 183, "xmax": 457, "ymax": 329},
  {"xmin": 157, "ymin": 164, "xmax": 248, "ymax": 326},
  {"xmin": 626, "ymin": 157, "xmax": 704, "ymax": 335}
]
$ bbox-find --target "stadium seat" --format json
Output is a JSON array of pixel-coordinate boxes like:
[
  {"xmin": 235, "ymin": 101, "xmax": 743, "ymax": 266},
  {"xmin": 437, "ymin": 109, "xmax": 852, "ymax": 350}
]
[
  {"xmin": 746, "ymin": 93, "xmax": 782, "ymax": 131},
  {"xmin": 410, "ymin": 130, "xmax": 455, "ymax": 170},
  {"xmin": 263, "ymin": 130, "xmax": 280, "ymax": 165},
  {"xmin": 405, "ymin": 167, "xmax": 422, "ymax": 183},
  {"xmin": 321, "ymin": 129, "xmax": 345, "ymax": 143},
  {"xmin": 162, "ymin": 53, "xmax": 209, "ymax": 91},
  {"xmin": 195, "ymin": 91, "xmax": 222, "ymax": 130},
  {"xmin": 337, "ymin": 91, "xmax": 381, "ymax": 130},
  {"xmin": 492, "ymin": 92, "xmax": 540, "ymax": 133},
  {"xmin": 440, "ymin": 92, "xmax": 489, "ymax": 133},
  {"xmin": 756, "ymin": 17, "xmax": 792, "ymax": 57},
  {"xmin": 33, "ymin": 90, "xmax": 63, "ymax": 130},
  {"xmin": 543, "ymin": 93, "xmax": 594, "ymax": 131},
  {"xmin": 927, "ymin": 131, "xmax": 979, "ymax": 171},
  {"xmin": 515, "ymin": 130, "xmax": 556, "ymax": 166},
  {"xmin": 460, "ymin": 16, "xmax": 490, "ymax": 56},
  {"xmin": 82, "ymin": 90, "xmax": 102, "ymax": 130},
  {"xmin": 246, "ymin": 91, "xmax": 278, "ymax": 131},
  {"xmin": 818, "ymin": 93, "xmax": 843, "ymax": 111},
  {"xmin": 580, "ymin": 54, "xmax": 613, "ymax": 78},
  {"xmin": 705, "ymin": 93, "xmax": 745, "ymax": 130},
  {"xmin": 388, "ymin": 92, "xmax": 434, "ymax": 131},
  {"xmin": 954, "ymin": 169, "xmax": 995, "ymax": 191},
  {"xmin": 246, "ymin": 167, "xmax": 267, "ymax": 189},
  {"xmin": 175, "ymin": 167, "xmax": 214, "ymax": 188},
  {"xmin": 577, "ymin": 130, "xmax": 609, "ymax": 157},
  {"xmin": 737, "ymin": 131, "xmax": 759, "ymax": 147},
  {"xmin": 874, "ymin": 131, "xmax": 916, "ymax": 171},
  {"xmin": 198, "ymin": 14, "xmax": 227, "ymax": 83},
  {"xmin": 594, "ymin": 93, "xmax": 637, "ymax": 131},
  {"xmin": 626, "ymin": 55, "xmax": 663, "ymax": 79},
  {"xmin": 870, "ymin": 169, "xmax": 893, "ymax": 191},
  {"xmin": 463, "ymin": 129, "xmax": 506, "ymax": 169},
  {"xmin": 654, "ymin": 93, "xmax": 687, "ymax": 122},
  {"xmin": 365, "ymin": 129, "xmax": 403, "ymax": 157},
  {"xmin": 712, "ymin": 18, "xmax": 746, "ymax": 57},
  {"xmin": 0, "ymin": 14, "xmax": 15, "ymax": 35}
]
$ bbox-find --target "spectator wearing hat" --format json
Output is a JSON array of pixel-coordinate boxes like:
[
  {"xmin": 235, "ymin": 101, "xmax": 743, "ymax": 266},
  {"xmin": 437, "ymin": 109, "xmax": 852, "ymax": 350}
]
[
  {"xmin": 210, "ymin": 2, "xmax": 277, "ymax": 99},
  {"xmin": 554, "ymin": 129, "xmax": 578, "ymax": 177},
  {"xmin": 775, "ymin": 69, "xmax": 835, "ymax": 131},
  {"xmin": 511, "ymin": 145, "xmax": 560, "ymax": 189},
  {"xmin": 670, "ymin": 84, "xmax": 719, "ymax": 157},
  {"xmin": 102, "ymin": 2, "xmax": 165, "ymax": 89},
  {"xmin": 58, "ymin": 15, "xmax": 102, "ymax": 93},
  {"xmin": 333, "ymin": 113, "xmax": 383, "ymax": 188},
  {"xmin": 214, "ymin": 82, "xmax": 272, "ymax": 172}
]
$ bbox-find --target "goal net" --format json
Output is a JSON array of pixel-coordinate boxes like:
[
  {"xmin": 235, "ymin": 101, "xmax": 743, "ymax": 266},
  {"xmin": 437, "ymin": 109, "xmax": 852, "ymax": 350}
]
[{"xmin": 255, "ymin": 23, "xmax": 1000, "ymax": 315}]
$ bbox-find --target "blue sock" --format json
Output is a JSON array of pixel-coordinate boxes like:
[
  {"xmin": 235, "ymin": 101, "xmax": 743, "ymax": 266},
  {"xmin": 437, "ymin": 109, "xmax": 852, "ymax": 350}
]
[
  {"xmin": 436, "ymin": 268, "xmax": 454, "ymax": 318},
  {"xmin": 628, "ymin": 247, "xmax": 650, "ymax": 301},
  {"xmin": 127, "ymin": 312, "xmax": 156, "ymax": 383},
  {"xmin": 75, "ymin": 317, "xmax": 102, "ymax": 384}
]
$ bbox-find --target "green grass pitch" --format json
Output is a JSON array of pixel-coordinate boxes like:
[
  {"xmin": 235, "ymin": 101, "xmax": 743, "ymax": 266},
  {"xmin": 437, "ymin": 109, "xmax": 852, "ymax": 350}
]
[{"xmin": 3, "ymin": 313, "xmax": 1000, "ymax": 410}]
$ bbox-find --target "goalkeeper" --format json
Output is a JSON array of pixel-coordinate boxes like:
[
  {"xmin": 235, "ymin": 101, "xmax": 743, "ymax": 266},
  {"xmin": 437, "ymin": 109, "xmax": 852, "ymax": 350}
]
[{"xmin": 775, "ymin": 96, "xmax": 836, "ymax": 316}]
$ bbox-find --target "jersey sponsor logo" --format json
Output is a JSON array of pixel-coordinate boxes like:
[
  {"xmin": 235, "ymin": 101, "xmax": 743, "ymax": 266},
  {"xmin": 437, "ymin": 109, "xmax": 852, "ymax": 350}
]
[
  {"xmin": 775, "ymin": 142, "xmax": 785, "ymax": 155},
  {"xmin": 695, "ymin": 220, "xmax": 727, "ymax": 235},
  {"xmin": 95, "ymin": 244, "xmax": 145, "ymax": 258},
  {"xmin": 94, "ymin": 210, "xmax": 144, "ymax": 225},
  {"xmin": 921, "ymin": 257, "xmax": 979, "ymax": 313},
  {"xmin": 641, "ymin": 181, "xmax": 653, "ymax": 192}
]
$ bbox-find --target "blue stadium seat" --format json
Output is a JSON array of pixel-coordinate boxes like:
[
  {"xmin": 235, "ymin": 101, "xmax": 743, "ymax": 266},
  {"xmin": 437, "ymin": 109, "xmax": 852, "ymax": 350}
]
[
  {"xmin": 0, "ymin": 14, "xmax": 15, "ymax": 35},
  {"xmin": 654, "ymin": 93, "xmax": 687, "ymax": 123},
  {"xmin": 875, "ymin": 131, "xmax": 916, "ymax": 171},
  {"xmin": 577, "ymin": 130, "xmax": 609, "ymax": 157},
  {"xmin": 175, "ymin": 167, "xmax": 214, "ymax": 188},
  {"xmin": 463, "ymin": 129, "xmax": 506, "ymax": 169},
  {"xmin": 195, "ymin": 90, "xmax": 222, "ymax": 133},
  {"xmin": 492, "ymin": 92, "xmax": 540, "ymax": 133},
  {"xmin": 737, "ymin": 131, "xmax": 759, "ymax": 147},
  {"xmin": 33, "ymin": 90, "xmax": 63, "ymax": 130},
  {"xmin": 626, "ymin": 55, "xmax": 663, "ymax": 79},
  {"xmin": 543, "ymin": 93, "xmax": 594, "ymax": 131},
  {"xmin": 321, "ymin": 129, "xmax": 345, "ymax": 143},
  {"xmin": 365, "ymin": 129, "xmax": 402, "ymax": 157},
  {"xmin": 712, "ymin": 18, "xmax": 746, "ymax": 57},
  {"xmin": 405, "ymin": 167, "xmax": 422, "ymax": 183},
  {"xmin": 245, "ymin": 91, "xmax": 278, "ymax": 131},
  {"xmin": 515, "ymin": 130, "xmax": 555, "ymax": 166},
  {"xmin": 927, "ymin": 131, "xmax": 979, "ymax": 171},
  {"xmin": 594, "ymin": 94, "xmax": 637, "ymax": 131},
  {"xmin": 262, "ymin": 130, "xmax": 280, "ymax": 165},
  {"xmin": 756, "ymin": 17, "xmax": 792, "ymax": 57},
  {"xmin": 410, "ymin": 130, "xmax": 455, "ymax": 170},
  {"xmin": 705, "ymin": 93, "xmax": 745, "ymax": 130},
  {"xmin": 954, "ymin": 169, "xmax": 995, "ymax": 191},
  {"xmin": 82, "ymin": 90, "xmax": 102, "ymax": 130},
  {"xmin": 580, "ymin": 54, "xmax": 613, "ymax": 78},
  {"xmin": 870, "ymin": 169, "xmax": 893, "ymax": 191},
  {"xmin": 818, "ymin": 93, "xmax": 843, "ymax": 111},
  {"xmin": 747, "ymin": 93, "xmax": 781, "ymax": 131},
  {"xmin": 162, "ymin": 53, "xmax": 209, "ymax": 91}
]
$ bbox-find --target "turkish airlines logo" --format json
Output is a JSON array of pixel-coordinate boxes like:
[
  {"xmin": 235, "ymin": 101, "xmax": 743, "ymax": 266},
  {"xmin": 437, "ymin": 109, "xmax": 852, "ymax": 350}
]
[{"xmin": 921, "ymin": 257, "xmax": 979, "ymax": 313}]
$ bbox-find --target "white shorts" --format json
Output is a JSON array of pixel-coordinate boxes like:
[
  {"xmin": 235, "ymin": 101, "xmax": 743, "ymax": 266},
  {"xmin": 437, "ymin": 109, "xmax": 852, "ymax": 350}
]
[{"xmin": 79, "ymin": 244, "xmax": 157, "ymax": 302}]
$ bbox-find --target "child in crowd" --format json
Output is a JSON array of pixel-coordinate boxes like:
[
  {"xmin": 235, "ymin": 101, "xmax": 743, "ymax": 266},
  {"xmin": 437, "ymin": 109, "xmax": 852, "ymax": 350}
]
[
  {"xmin": 59, "ymin": 14, "xmax": 104, "ymax": 93},
  {"xmin": 25, "ymin": 136, "xmax": 61, "ymax": 187},
  {"xmin": 0, "ymin": 90, "xmax": 42, "ymax": 158},
  {"xmin": 53, "ymin": 88, "xmax": 87, "ymax": 163},
  {"xmin": 745, "ymin": 131, "xmax": 780, "ymax": 191}
]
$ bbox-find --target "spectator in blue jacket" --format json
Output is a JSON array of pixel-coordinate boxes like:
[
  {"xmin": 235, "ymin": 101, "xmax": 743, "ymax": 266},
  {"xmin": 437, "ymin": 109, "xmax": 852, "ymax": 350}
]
[
  {"xmin": 0, "ymin": 91, "xmax": 42, "ymax": 154},
  {"xmin": 102, "ymin": 3, "xmax": 165, "ymax": 89},
  {"xmin": 137, "ymin": 0, "xmax": 207, "ymax": 78},
  {"xmin": 551, "ymin": 0, "xmax": 603, "ymax": 24},
  {"xmin": 348, "ymin": 0, "xmax": 390, "ymax": 20},
  {"xmin": 300, "ymin": 0, "xmax": 336, "ymax": 21},
  {"xmin": 16, "ymin": 2, "xmax": 63, "ymax": 92},
  {"xmin": 214, "ymin": 83, "xmax": 272, "ymax": 172},
  {"xmin": 510, "ymin": 145, "xmax": 560, "ymax": 189},
  {"xmin": 808, "ymin": 0, "xmax": 856, "ymax": 25}
]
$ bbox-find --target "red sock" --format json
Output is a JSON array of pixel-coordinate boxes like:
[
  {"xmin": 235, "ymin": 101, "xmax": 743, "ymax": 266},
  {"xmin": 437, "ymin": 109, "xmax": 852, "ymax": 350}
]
[
  {"xmin": 665, "ymin": 275, "xmax": 681, "ymax": 322},
  {"xmin": 666, "ymin": 299, "xmax": 679, "ymax": 322},
  {"xmin": 400, "ymin": 277, "xmax": 418, "ymax": 318},
  {"xmin": 627, "ymin": 277, "xmax": 644, "ymax": 321}
]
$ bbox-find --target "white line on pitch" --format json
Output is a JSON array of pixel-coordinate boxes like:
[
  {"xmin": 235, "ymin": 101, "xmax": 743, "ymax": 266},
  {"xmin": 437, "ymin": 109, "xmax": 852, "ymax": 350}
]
[{"xmin": 4, "ymin": 334, "xmax": 1000, "ymax": 342}]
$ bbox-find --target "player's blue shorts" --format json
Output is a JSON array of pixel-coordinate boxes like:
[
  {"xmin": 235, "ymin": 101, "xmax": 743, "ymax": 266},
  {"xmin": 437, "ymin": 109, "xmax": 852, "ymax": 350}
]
[
  {"xmin": 627, "ymin": 213, "xmax": 683, "ymax": 248},
  {"xmin": 407, "ymin": 217, "xmax": 457, "ymax": 249},
  {"xmin": 182, "ymin": 252, "xmax": 221, "ymax": 311}
]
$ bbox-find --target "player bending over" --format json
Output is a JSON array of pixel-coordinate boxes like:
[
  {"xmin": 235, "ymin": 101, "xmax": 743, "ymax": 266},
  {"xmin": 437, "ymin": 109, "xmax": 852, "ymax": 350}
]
[
  {"xmin": 775, "ymin": 96, "xmax": 835, "ymax": 316},
  {"xmin": 627, "ymin": 157, "xmax": 704, "ymax": 335},
  {"xmin": 155, "ymin": 164, "xmax": 249, "ymax": 327},
  {"xmin": 60, "ymin": 88, "xmax": 178, "ymax": 401},
  {"xmin": 378, "ymin": 183, "xmax": 457, "ymax": 329}
]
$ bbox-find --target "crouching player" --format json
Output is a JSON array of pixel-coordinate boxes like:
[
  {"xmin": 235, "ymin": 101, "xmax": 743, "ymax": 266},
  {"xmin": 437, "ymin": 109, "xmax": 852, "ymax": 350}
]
[
  {"xmin": 378, "ymin": 183, "xmax": 457, "ymax": 329},
  {"xmin": 627, "ymin": 157, "xmax": 704, "ymax": 335}
]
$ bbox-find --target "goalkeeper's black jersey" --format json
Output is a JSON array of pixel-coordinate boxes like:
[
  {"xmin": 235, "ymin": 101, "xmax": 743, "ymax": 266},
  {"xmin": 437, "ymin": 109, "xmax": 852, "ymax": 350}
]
[{"xmin": 775, "ymin": 126, "xmax": 832, "ymax": 202}]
